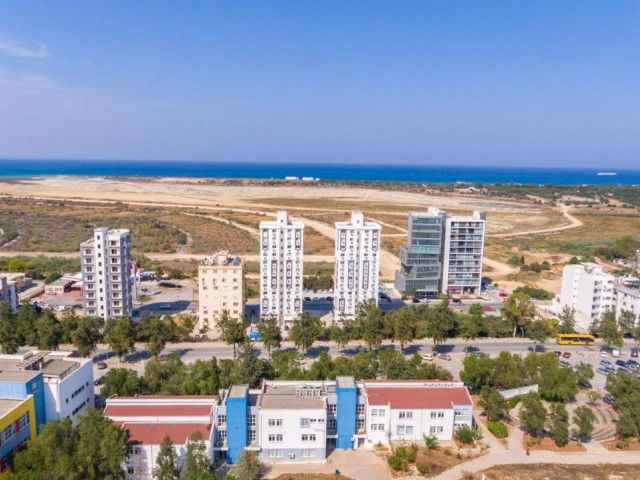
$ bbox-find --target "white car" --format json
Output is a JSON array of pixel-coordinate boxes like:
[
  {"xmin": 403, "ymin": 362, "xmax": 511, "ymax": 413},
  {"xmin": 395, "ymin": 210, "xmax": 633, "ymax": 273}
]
[
  {"xmin": 600, "ymin": 350, "xmax": 608, "ymax": 358},
  {"xmin": 421, "ymin": 353, "xmax": 434, "ymax": 361},
  {"xmin": 612, "ymin": 349, "xmax": 620, "ymax": 358}
]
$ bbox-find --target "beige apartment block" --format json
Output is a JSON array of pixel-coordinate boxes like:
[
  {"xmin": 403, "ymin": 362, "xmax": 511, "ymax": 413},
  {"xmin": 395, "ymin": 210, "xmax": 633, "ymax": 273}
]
[{"xmin": 197, "ymin": 251, "xmax": 245, "ymax": 336}]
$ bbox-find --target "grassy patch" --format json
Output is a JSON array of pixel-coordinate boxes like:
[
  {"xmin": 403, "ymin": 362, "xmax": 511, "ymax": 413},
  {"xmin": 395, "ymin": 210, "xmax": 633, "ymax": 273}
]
[
  {"xmin": 480, "ymin": 463, "xmax": 640, "ymax": 480},
  {"xmin": 274, "ymin": 475, "xmax": 354, "ymax": 480}
]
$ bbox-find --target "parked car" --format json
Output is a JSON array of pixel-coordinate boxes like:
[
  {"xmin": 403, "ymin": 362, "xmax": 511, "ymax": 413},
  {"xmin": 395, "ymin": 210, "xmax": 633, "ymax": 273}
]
[
  {"xmin": 412, "ymin": 297, "xmax": 421, "ymax": 304},
  {"xmin": 600, "ymin": 350, "xmax": 609, "ymax": 358},
  {"xmin": 438, "ymin": 353, "xmax": 452, "ymax": 361},
  {"xmin": 94, "ymin": 377, "xmax": 103, "ymax": 386},
  {"xmin": 498, "ymin": 292, "xmax": 509, "ymax": 298},
  {"xmin": 597, "ymin": 367, "xmax": 610, "ymax": 375},
  {"xmin": 160, "ymin": 304, "xmax": 172, "ymax": 310},
  {"xmin": 631, "ymin": 347, "xmax": 639, "ymax": 358},
  {"xmin": 97, "ymin": 362, "xmax": 107, "ymax": 370},
  {"xmin": 159, "ymin": 281, "xmax": 182, "ymax": 289},
  {"xmin": 304, "ymin": 297, "xmax": 311, "ymax": 302},
  {"xmin": 421, "ymin": 353, "xmax": 434, "ymax": 361},
  {"xmin": 554, "ymin": 351, "xmax": 562, "ymax": 357},
  {"xmin": 562, "ymin": 352, "xmax": 572, "ymax": 359},
  {"xmin": 600, "ymin": 359, "xmax": 613, "ymax": 368},
  {"xmin": 451, "ymin": 298, "xmax": 462, "ymax": 304},
  {"xmin": 612, "ymin": 349, "xmax": 621, "ymax": 358},
  {"xmin": 615, "ymin": 359, "xmax": 627, "ymax": 367},
  {"xmin": 559, "ymin": 360, "xmax": 572, "ymax": 369}
]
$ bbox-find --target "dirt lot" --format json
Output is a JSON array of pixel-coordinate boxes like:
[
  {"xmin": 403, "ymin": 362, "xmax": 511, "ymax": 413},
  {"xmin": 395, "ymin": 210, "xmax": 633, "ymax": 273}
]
[
  {"xmin": 479, "ymin": 463, "xmax": 640, "ymax": 480},
  {"xmin": 274, "ymin": 476, "xmax": 354, "ymax": 480}
]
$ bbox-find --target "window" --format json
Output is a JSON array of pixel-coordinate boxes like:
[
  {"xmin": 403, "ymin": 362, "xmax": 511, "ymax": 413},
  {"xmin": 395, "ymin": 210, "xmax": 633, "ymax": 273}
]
[
  {"xmin": 370, "ymin": 424, "xmax": 385, "ymax": 431},
  {"xmin": 454, "ymin": 409, "xmax": 469, "ymax": 416},
  {"xmin": 438, "ymin": 411, "xmax": 445, "ymax": 418},
  {"xmin": 2, "ymin": 424, "xmax": 16, "ymax": 443},
  {"xmin": 217, "ymin": 415, "xmax": 226, "ymax": 426},
  {"xmin": 397, "ymin": 425, "xmax": 406, "ymax": 435},
  {"xmin": 406, "ymin": 426, "xmax": 414, "ymax": 435},
  {"xmin": 430, "ymin": 411, "xmax": 445, "ymax": 419},
  {"xmin": 371, "ymin": 408, "xmax": 386, "ymax": 417},
  {"xmin": 300, "ymin": 418, "xmax": 310, "ymax": 428},
  {"xmin": 219, "ymin": 430, "xmax": 227, "ymax": 441},
  {"xmin": 327, "ymin": 418, "xmax": 337, "ymax": 432},
  {"xmin": 247, "ymin": 429, "xmax": 256, "ymax": 442},
  {"xmin": 127, "ymin": 467, "xmax": 134, "ymax": 474},
  {"xmin": 18, "ymin": 413, "xmax": 29, "ymax": 429},
  {"xmin": 301, "ymin": 434, "xmax": 316, "ymax": 442},
  {"xmin": 356, "ymin": 404, "xmax": 365, "ymax": 415},
  {"xmin": 268, "ymin": 434, "xmax": 283, "ymax": 442},
  {"xmin": 268, "ymin": 418, "xmax": 283, "ymax": 427},
  {"xmin": 429, "ymin": 426, "xmax": 444, "ymax": 434},
  {"xmin": 248, "ymin": 415, "xmax": 256, "ymax": 427},
  {"xmin": 326, "ymin": 404, "xmax": 337, "ymax": 415},
  {"xmin": 398, "ymin": 411, "xmax": 413, "ymax": 419},
  {"xmin": 133, "ymin": 447, "xmax": 142, "ymax": 455},
  {"xmin": 268, "ymin": 450, "xmax": 283, "ymax": 458}
]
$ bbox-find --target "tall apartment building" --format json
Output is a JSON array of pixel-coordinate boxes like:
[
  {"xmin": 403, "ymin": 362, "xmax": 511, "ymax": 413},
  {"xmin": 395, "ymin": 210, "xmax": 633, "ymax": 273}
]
[
  {"xmin": 0, "ymin": 276, "xmax": 18, "ymax": 312},
  {"xmin": 259, "ymin": 212, "xmax": 304, "ymax": 330},
  {"xmin": 395, "ymin": 209, "xmax": 447, "ymax": 299},
  {"xmin": 614, "ymin": 277, "xmax": 640, "ymax": 319},
  {"xmin": 80, "ymin": 227, "xmax": 132, "ymax": 320},
  {"xmin": 198, "ymin": 251, "xmax": 245, "ymax": 336},
  {"xmin": 560, "ymin": 263, "xmax": 614, "ymax": 331},
  {"xmin": 333, "ymin": 211, "xmax": 381, "ymax": 321},
  {"xmin": 442, "ymin": 211, "xmax": 486, "ymax": 295}
]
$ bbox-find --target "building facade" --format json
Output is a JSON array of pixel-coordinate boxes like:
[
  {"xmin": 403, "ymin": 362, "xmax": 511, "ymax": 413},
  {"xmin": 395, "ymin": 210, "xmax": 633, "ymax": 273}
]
[
  {"xmin": 442, "ymin": 211, "xmax": 486, "ymax": 295},
  {"xmin": 0, "ymin": 276, "xmax": 18, "ymax": 312},
  {"xmin": 614, "ymin": 277, "xmax": 640, "ymax": 320},
  {"xmin": 560, "ymin": 263, "xmax": 614, "ymax": 330},
  {"xmin": 333, "ymin": 212, "xmax": 381, "ymax": 321},
  {"xmin": 0, "ymin": 396, "xmax": 36, "ymax": 473},
  {"xmin": 395, "ymin": 209, "xmax": 485, "ymax": 298},
  {"xmin": 81, "ymin": 227, "xmax": 132, "ymax": 320},
  {"xmin": 0, "ymin": 350, "xmax": 93, "ymax": 425},
  {"xmin": 198, "ymin": 251, "xmax": 245, "ymax": 336},
  {"xmin": 259, "ymin": 212, "xmax": 304, "ymax": 331},
  {"xmin": 104, "ymin": 396, "xmax": 217, "ymax": 480}
]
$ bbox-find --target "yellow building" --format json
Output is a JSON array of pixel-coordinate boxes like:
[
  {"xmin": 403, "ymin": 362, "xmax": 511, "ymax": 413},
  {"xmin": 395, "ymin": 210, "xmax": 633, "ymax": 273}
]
[
  {"xmin": 0, "ymin": 396, "xmax": 36, "ymax": 473},
  {"xmin": 198, "ymin": 251, "xmax": 245, "ymax": 337}
]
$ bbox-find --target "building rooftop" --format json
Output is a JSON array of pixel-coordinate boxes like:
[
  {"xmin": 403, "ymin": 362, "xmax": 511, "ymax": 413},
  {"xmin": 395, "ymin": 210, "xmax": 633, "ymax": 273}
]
[
  {"xmin": 0, "ymin": 351, "xmax": 85, "ymax": 378},
  {"xmin": 336, "ymin": 376, "xmax": 356, "ymax": 389},
  {"xmin": 41, "ymin": 359, "xmax": 78, "ymax": 377},
  {"xmin": 200, "ymin": 251, "xmax": 243, "ymax": 267},
  {"xmin": 228, "ymin": 385, "xmax": 249, "ymax": 399},
  {"xmin": 119, "ymin": 422, "xmax": 212, "ymax": 445},
  {"xmin": 104, "ymin": 396, "xmax": 217, "ymax": 418},
  {"xmin": 259, "ymin": 384, "xmax": 325, "ymax": 410},
  {"xmin": 0, "ymin": 398, "xmax": 25, "ymax": 417},
  {"xmin": 365, "ymin": 385, "xmax": 472, "ymax": 409},
  {"xmin": 0, "ymin": 370, "xmax": 41, "ymax": 383}
]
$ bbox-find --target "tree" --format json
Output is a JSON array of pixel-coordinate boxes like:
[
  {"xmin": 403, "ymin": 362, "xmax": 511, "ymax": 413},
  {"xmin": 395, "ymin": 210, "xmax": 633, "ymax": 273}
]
[
  {"xmin": 233, "ymin": 340, "xmax": 263, "ymax": 387},
  {"xmin": 526, "ymin": 318, "xmax": 551, "ymax": 350},
  {"xmin": 574, "ymin": 361, "xmax": 594, "ymax": 389},
  {"xmin": 104, "ymin": 316, "xmax": 136, "ymax": 361},
  {"xmin": 15, "ymin": 300, "xmax": 38, "ymax": 345},
  {"xmin": 182, "ymin": 431, "xmax": 215, "ymax": 480},
  {"xmin": 36, "ymin": 310, "xmax": 61, "ymax": 350},
  {"xmin": 549, "ymin": 402, "xmax": 569, "ymax": 447},
  {"xmin": 0, "ymin": 301, "xmax": 19, "ymax": 354},
  {"xmin": 218, "ymin": 310, "xmax": 246, "ymax": 358},
  {"xmin": 329, "ymin": 321, "xmax": 352, "ymax": 354},
  {"xmin": 147, "ymin": 319, "xmax": 172, "ymax": 358},
  {"xmin": 572, "ymin": 405, "xmax": 596, "ymax": 444},
  {"xmin": 100, "ymin": 368, "xmax": 146, "ymax": 398},
  {"xmin": 228, "ymin": 450, "xmax": 261, "ymax": 480},
  {"xmin": 519, "ymin": 392, "xmax": 546, "ymax": 438},
  {"xmin": 618, "ymin": 309, "xmax": 637, "ymax": 334},
  {"xmin": 557, "ymin": 306, "xmax": 576, "ymax": 334},
  {"xmin": 424, "ymin": 299, "xmax": 456, "ymax": 350},
  {"xmin": 289, "ymin": 312, "xmax": 323, "ymax": 356},
  {"xmin": 72, "ymin": 316, "xmax": 103, "ymax": 357},
  {"xmin": 393, "ymin": 308, "xmax": 416, "ymax": 352},
  {"xmin": 423, "ymin": 435, "xmax": 439, "ymax": 454},
  {"xmin": 478, "ymin": 386, "xmax": 508, "ymax": 422},
  {"xmin": 600, "ymin": 313, "xmax": 624, "ymax": 349},
  {"xmin": 458, "ymin": 315, "xmax": 479, "ymax": 354},
  {"xmin": 586, "ymin": 390, "xmax": 602, "ymax": 405},
  {"xmin": 257, "ymin": 315, "xmax": 282, "ymax": 358},
  {"xmin": 153, "ymin": 435, "xmax": 180, "ymax": 480},
  {"xmin": 501, "ymin": 292, "xmax": 536, "ymax": 337},
  {"xmin": 356, "ymin": 299, "xmax": 385, "ymax": 351}
]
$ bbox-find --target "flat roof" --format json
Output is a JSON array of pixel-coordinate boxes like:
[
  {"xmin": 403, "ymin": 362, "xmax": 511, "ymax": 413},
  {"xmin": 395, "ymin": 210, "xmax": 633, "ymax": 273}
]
[
  {"xmin": 41, "ymin": 359, "xmax": 77, "ymax": 377},
  {"xmin": 0, "ymin": 398, "xmax": 25, "ymax": 417},
  {"xmin": 229, "ymin": 385, "xmax": 248, "ymax": 399},
  {"xmin": 105, "ymin": 403, "xmax": 214, "ymax": 418},
  {"xmin": 0, "ymin": 370, "xmax": 40, "ymax": 383},
  {"xmin": 260, "ymin": 384, "xmax": 325, "ymax": 410},
  {"xmin": 366, "ymin": 386, "xmax": 472, "ymax": 409},
  {"xmin": 336, "ymin": 376, "xmax": 355, "ymax": 389}
]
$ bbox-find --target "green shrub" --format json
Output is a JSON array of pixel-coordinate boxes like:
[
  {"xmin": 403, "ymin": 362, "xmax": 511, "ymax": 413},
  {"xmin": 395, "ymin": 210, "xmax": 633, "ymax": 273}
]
[
  {"xmin": 487, "ymin": 421, "xmax": 509, "ymax": 439},
  {"xmin": 395, "ymin": 444, "xmax": 418, "ymax": 463},
  {"xmin": 416, "ymin": 462, "xmax": 430, "ymax": 474},
  {"xmin": 387, "ymin": 454, "xmax": 408, "ymax": 471},
  {"xmin": 508, "ymin": 395, "xmax": 524, "ymax": 408},
  {"xmin": 454, "ymin": 425, "xmax": 476, "ymax": 445},
  {"xmin": 443, "ymin": 447, "xmax": 452, "ymax": 456}
]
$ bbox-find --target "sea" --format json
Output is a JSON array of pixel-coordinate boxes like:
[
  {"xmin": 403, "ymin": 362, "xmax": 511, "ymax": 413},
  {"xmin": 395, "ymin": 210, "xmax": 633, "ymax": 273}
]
[{"xmin": 1, "ymin": 158, "xmax": 639, "ymax": 185}]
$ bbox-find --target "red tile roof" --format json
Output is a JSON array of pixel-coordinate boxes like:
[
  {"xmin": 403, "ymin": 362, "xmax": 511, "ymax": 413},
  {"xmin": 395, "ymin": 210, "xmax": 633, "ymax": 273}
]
[
  {"xmin": 120, "ymin": 422, "xmax": 212, "ymax": 445},
  {"xmin": 113, "ymin": 396, "xmax": 218, "ymax": 400},
  {"xmin": 366, "ymin": 386, "xmax": 472, "ymax": 409},
  {"xmin": 104, "ymin": 404, "xmax": 214, "ymax": 417}
]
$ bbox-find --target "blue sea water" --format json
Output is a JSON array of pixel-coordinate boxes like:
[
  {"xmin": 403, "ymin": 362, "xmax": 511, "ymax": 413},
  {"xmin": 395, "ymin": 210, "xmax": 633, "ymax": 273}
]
[{"xmin": 1, "ymin": 158, "xmax": 639, "ymax": 185}]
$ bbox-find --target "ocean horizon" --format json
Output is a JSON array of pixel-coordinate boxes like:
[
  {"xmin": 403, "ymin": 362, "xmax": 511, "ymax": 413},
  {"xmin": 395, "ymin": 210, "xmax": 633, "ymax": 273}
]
[{"xmin": 1, "ymin": 158, "xmax": 639, "ymax": 186}]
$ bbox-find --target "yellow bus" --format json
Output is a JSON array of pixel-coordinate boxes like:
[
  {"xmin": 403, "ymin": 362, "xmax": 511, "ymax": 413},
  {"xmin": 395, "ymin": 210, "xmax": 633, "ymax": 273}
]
[{"xmin": 556, "ymin": 333, "xmax": 595, "ymax": 346}]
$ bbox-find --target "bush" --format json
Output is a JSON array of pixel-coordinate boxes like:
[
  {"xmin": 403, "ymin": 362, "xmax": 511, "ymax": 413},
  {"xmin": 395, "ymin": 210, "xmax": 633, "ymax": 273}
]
[
  {"xmin": 454, "ymin": 425, "xmax": 477, "ymax": 445},
  {"xmin": 387, "ymin": 455, "xmax": 408, "ymax": 471},
  {"xmin": 44, "ymin": 272, "xmax": 62, "ymax": 284},
  {"xmin": 416, "ymin": 462, "xmax": 430, "ymax": 474},
  {"xmin": 487, "ymin": 421, "xmax": 508, "ymax": 439},
  {"xmin": 443, "ymin": 447, "xmax": 452, "ymax": 456},
  {"xmin": 395, "ymin": 444, "xmax": 418, "ymax": 463},
  {"xmin": 513, "ymin": 285, "xmax": 554, "ymax": 301},
  {"xmin": 508, "ymin": 395, "xmax": 524, "ymax": 408}
]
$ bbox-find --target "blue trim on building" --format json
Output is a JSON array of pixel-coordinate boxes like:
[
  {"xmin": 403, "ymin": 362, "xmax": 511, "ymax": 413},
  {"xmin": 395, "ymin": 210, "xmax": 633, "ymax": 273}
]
[
  {"xmin": 336, "ymin": 380, "xmax": 356, "ymax": 449},
  {"xmin": 226, "ymin": 387, "xmax": 248, "ymax": 464},
  {"xmin": 0, "ymin": 372, "xmax": 45, "ymax": 434}
]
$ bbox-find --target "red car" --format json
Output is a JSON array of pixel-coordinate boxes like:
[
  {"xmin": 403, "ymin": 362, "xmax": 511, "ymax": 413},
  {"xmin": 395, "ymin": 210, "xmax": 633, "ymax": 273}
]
[
  {"xmin": 554, "ymin": 351, "xmax": 562, "ymax": 357},
  {"xmin": 499, "ymin": 292, "xmax": 509, "ymax": 298},
  {"xmin": 562, "ymin": 352, "xmax": 572, "ymax": 359}
]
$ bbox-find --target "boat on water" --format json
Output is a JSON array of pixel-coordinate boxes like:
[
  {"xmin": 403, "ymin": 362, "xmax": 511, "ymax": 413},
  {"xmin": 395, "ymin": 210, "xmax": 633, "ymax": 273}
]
[{"xmin": 597, "ymin": 172, "xmax": 617, "ymax": 176}]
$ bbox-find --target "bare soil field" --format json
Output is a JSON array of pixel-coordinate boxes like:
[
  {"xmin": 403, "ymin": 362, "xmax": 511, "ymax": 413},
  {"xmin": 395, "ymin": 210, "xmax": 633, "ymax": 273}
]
[{"xmin": 479, "ymin": 463, "xmax": 640, "ymax": 480}]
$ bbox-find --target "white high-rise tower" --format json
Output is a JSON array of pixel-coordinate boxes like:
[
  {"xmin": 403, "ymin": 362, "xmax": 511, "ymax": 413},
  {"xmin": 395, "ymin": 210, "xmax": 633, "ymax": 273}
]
[
  {"xmin": 259, "ymin": 211, "xmax": 304, "ymax": 331},
  {"xmin": 333, "ymin": 211, "xmax": 381, "ymax": 321},
  {"xmin": 81, "ymin": 227, "xmax": 132, "ymax": 320}
]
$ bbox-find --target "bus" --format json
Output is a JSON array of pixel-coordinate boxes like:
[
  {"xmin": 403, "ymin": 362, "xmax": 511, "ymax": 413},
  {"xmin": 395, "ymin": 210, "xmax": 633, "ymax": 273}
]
[{"xmin": 556, "ymin": 334, "xmax": 595, "ymax": 346}]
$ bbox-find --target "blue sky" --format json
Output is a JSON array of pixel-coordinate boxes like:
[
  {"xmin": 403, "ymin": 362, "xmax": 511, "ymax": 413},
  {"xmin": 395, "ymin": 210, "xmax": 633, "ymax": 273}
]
[{"xmin": 0, "ymin": 1, "xmax": 638, "ymax": 167}]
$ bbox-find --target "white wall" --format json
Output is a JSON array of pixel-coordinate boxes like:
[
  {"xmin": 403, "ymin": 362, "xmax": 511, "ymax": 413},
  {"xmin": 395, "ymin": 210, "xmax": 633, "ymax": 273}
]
[
  {"xmin": 258, "ymin": 407, "xmax": 326, "ymax": 458},
  {"xmin": 44, "ymin": 360, "xmax": 94, "ymax": 423}
]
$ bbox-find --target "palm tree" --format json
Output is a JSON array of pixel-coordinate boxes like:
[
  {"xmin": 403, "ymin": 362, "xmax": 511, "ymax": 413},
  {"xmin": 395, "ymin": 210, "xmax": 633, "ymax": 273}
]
[{"xmin": 423, "ymin": 434, "xmax": 439, "ymax": 454}]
